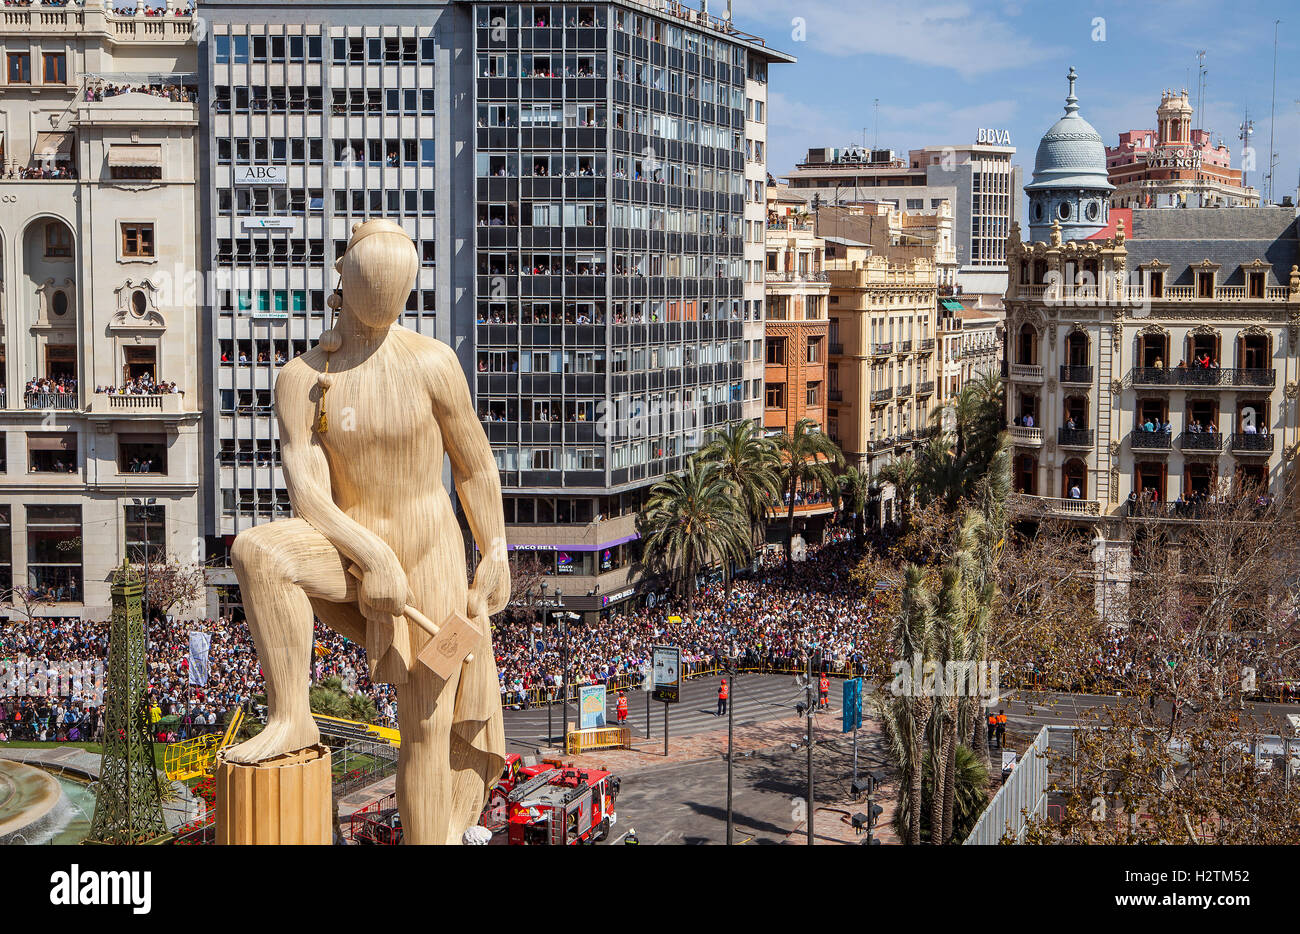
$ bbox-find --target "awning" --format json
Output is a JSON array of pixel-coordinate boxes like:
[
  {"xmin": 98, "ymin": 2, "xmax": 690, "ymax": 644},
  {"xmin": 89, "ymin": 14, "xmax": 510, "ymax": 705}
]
[
  {"xmin": 27, "ymin": 433, "xmax": 76, "ymax": 451},
  {"xmin": 108, "ymin": 145, "xmax": 161, "ymax": 168},
  {"xmin": 33, "ymin": 131, "xmax": 74, "ymax": 161},
  {"xmin": 940, "ymin": 299, "xmax": 965, "ymax": 312}
]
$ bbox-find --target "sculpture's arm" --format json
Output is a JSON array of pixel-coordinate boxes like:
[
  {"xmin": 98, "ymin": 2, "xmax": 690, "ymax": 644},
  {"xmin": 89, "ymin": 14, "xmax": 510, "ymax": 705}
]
[
  {"xmin": 277, "ymin": 364, "xmax": 410, "ymax": 616},
  {"xmin": 429, "ymin": 342, "xmax": 511, "ymax": 617}
]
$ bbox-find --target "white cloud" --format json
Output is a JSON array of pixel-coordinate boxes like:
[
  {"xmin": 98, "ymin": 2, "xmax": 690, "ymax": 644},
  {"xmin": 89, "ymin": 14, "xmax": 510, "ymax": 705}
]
[{"xmin": 739, "ymin": 0, "xmax": 1058, "ymax": 78}]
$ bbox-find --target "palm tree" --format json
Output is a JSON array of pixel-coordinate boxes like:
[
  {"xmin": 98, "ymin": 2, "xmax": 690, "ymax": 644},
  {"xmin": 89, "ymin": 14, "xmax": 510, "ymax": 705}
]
[
  {"xmin": 931, "ymin": 369, "xmax": 1005, "ymax": 475},
  {"xmin": 837, "ymin": 466, "xmax": 873, "ymax": 549},
  {"xmin": 638, "ymin": 457, "xmax": 752, "ymax": 613},
  {"xmin": 878, "ymin": 563, "xmax": 934, "ymax": 845},
  {"xmin": 700, "ymin": 420, "xmax": 781, "ymax": 556},
  {"xmin": 774, "ymin": 418, "xmax": 844, "ymax": 567},
  {"xmin": 876, "ymin": 454, "xmax": 922, "ymax": 531}
]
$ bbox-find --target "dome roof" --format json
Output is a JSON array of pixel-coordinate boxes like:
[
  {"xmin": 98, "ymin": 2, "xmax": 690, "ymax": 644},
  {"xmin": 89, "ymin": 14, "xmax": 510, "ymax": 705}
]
[{"xmin": 1025, "ymin": 68, "xmax": 1114, "ymax": 193}]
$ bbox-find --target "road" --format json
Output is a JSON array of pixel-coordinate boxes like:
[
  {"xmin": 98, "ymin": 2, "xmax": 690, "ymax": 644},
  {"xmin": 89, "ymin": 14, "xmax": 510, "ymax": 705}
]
[
  {"xmin": 506, "ymin": 672, "xmax": 1300, "ymax": 753},
  {"xmin": 503, "ymin": 672, "xmax": 838, "ymax": 754}
]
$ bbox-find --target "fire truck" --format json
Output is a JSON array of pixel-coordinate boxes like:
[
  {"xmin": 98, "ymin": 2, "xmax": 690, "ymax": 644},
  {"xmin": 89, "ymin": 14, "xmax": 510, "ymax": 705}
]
[
  {"xmin": 481, "ymin": 754, "xmax": 557, "ymax": 831},
  {"xmin": 505, "ymin": 766, "xmax": 620, "ymax": 845}
]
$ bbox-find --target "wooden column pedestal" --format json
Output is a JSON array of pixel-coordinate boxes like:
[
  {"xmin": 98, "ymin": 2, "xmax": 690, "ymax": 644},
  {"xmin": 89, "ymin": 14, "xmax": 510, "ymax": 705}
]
[{"xmin": 214, "ymin": 744, "xmax": 333, "ymax": 845}]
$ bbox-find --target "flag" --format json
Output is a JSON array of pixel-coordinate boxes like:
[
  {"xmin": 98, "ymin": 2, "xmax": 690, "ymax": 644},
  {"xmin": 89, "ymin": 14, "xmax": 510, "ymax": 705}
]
[{"xmin": 187, "ymin": 631, "xmax": 211, "ymax": 686}]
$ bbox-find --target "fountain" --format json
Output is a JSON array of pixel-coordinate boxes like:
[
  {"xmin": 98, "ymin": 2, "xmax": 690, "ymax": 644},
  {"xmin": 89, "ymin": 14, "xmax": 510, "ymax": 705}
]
[{"xmin": 0, "ymin": 760, "xmax": 62, "ymax": 838}]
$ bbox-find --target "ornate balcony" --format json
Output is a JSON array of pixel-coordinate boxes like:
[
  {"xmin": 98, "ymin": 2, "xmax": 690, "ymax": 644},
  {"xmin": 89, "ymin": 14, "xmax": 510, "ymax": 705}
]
[
  {"xmin": 1057, "ymin": 428, "xmax": 1094, "ymax": 447},
  {"xmin": 1059, "ymin": 365, "xmax": 1093, "ymax": 384},
  {"xmin": 1131, "ymin": 367, "xmax": 1275, "ymax": 388},
  {"xmin": 1008, "ymin": 363, "xmax": 1043, "ymax": 381},
  {"xmin": 872, "ymin": 342, "xmax": 893, "ymax": 357},
  {"xmin": 1009, "ymin": 493, "xmax": 1101, "ymax": 517},
  {"xmin": 1178, "ymin": 431, "xmax": 1222, "ymax": 452},
  {"xmin": 916, "ymin": 380, "xmax": 935, "ymax": 396},
  {"xmin": 871, "ymin": 388, "xmax": 893, "ymax": 403},
  {"xmin": 1010, "ymin": 425, "xmax": 1043, "ymax": 445},
  {"xmin": 1230, "ymin": 432, "xmax": 1274, "ymax": 454},
  {"xmin": 1129, "ymin": 429, "xmax": 1172, "ymax": 451}
]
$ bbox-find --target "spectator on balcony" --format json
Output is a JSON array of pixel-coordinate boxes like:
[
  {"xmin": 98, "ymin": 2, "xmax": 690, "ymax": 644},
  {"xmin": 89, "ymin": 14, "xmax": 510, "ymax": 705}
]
[
  {"xmin": 1142, "ymin": 417, "xmax": 1155, "ymax": 432},
  {"xmin": 1243, "ymin": 420, "xmax": 1257, "ymax": 435},
  {"xmin": 1069, "ymin": 483, "xmax": 1081, "ymax": 499},
  {"xmin": 1022, "ymin": 412, "xmax": 1034, "ymax": 428},
  {"xmin": 1065, "ymin": 415, "xmax": 1077, "ymax": 431}
]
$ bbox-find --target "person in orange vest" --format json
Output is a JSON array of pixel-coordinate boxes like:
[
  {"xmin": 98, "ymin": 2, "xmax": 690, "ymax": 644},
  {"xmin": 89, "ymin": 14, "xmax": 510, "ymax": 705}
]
[
  {"xmin": 987, "ymin": 712, "xmax": 997, "ymax": 746},
  {"xmin": 717, "ymin": 678, "xmax": 729, "ymax": 717},
  {"xmin": 616, "ymin": 691, "xmax": 628, "ymax": 724},
  {"xmin": 818, "ymin": 672, "xmax": 830, "ymax": 710},
  {"xmin": 995, "ymin": 710, "xmax": 1007, "ymax": 748}
]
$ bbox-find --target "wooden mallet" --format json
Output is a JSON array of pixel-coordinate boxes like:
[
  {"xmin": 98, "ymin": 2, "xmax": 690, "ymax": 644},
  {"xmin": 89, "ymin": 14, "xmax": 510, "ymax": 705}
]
[{"xmin": 346, "ymin": 565, "xmax": 481, "ymax": 680}]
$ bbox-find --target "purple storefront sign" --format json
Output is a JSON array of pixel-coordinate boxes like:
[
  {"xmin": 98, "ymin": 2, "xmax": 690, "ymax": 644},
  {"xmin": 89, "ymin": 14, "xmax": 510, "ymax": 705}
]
[{"xmin": 507, "ymin": 532, "xmax": 639, "ymax": 553}]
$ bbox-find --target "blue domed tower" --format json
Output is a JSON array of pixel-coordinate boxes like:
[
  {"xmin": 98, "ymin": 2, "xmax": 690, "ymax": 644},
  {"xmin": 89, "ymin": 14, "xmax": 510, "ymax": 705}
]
[{"xmin": 1025, "ymin": 67, "xmax": 1113, "ymax": 242}]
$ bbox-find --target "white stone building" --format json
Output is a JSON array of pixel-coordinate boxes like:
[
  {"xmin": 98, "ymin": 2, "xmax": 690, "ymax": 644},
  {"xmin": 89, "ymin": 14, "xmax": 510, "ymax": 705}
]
[{"xmin": 0, "ymin": 2, "xmax": 202, "ymax": 618}]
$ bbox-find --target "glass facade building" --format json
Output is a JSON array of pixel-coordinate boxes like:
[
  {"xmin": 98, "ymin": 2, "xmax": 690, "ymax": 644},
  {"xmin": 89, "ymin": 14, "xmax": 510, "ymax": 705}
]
[{"xmin": 200, "ymin": 1, "xmax": 790, "ymax": 615}]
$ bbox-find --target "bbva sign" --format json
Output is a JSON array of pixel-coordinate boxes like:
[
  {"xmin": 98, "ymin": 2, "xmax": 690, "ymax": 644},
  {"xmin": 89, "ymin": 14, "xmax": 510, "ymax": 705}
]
[{"xmin": 976, "ymin": 128, "xmax": 1012, "ymax": 146}]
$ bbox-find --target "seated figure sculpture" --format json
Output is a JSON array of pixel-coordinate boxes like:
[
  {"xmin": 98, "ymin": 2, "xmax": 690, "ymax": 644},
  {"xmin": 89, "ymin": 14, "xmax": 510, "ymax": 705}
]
[{"xmin": 224, "ymin": 219, "xmax": 510, "ymax": 845}]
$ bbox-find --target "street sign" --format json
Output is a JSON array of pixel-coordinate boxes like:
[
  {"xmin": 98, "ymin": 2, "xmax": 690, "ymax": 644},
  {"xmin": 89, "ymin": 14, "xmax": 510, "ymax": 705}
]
[
  {"xmin": 842, "ymin": 677, "xmax": 863, "ymax": 733},
  {"xmin": 651, "ymin": 645, "xmax": 680, "ymax": 703}
]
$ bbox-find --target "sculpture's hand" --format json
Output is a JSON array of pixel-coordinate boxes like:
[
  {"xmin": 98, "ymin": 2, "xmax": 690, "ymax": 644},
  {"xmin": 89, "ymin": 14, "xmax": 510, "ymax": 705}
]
[
  {"xmin": 356, "ymin": 551, "xmax": 412, "ymax": 619},
  {"xmin": 468, "ymin": 551, "xmax": 511, "ymax": 620}
]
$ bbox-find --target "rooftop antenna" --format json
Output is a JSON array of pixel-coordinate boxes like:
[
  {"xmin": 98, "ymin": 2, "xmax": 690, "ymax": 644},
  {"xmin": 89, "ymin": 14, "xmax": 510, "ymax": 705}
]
[
  {"xmin": 873, "ymin": 99, "xmax": 880, "ymax": 152},
  {"xmin": 1267, "ymin": 19, "xmax": 1280, "ymax": 203},
  {"xmin": 1196, "ymin": 50, "xmax": 1207, "ymax": 133},
  {"xmin": 1239, "ymin": 106, "xmax": 1255, "ymax": 190}
]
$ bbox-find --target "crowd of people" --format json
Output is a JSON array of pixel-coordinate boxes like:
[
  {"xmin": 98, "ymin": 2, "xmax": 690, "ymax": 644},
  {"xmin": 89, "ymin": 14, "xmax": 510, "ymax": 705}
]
[
  {"xmin": 10, "ymin": 164, "xmax": 77, "ymax": 180},
  {"xmin": 24, "ymin": 376, "xmax": 76, "ymax": 397},
  {"xmin": 4, "ymin": 518, "xmax": 1298, "ymax": 740},
  {"xmin": 84, "ymin": 80, "xmax": 196, "ymax": 104},
  {"xmin": 94, "ymin": 374, "xmax": 181, "ymax": 395}
]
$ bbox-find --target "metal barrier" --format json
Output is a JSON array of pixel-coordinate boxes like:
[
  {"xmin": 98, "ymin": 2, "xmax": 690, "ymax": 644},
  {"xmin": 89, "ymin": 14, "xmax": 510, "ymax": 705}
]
[
  {"xmin": 507, "ymin": 660, "xmax": 863, "ymax": 711},
  {"xmin": 565, "ymin": 725, "xmax": 632, "ymax": 755},
  {"xmin": 963, "ymin": 724, "xmax": 1062, "ymax": 845}
]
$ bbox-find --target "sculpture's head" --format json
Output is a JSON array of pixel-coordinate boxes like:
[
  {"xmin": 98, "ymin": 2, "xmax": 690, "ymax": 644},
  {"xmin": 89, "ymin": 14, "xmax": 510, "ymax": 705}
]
[{"xmin": 335, "ymin": 219, "xmax": 419, "ymax": 328}]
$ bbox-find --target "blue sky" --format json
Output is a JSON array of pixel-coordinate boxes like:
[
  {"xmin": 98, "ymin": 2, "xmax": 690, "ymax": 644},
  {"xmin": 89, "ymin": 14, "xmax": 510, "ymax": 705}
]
[{"xmin": 733, "ymin": 0, "xmax": 1300, "ymax": 204}]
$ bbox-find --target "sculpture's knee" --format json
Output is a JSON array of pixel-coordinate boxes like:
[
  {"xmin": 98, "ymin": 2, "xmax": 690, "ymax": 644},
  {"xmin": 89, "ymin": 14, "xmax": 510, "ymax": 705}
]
[{"xmin": 231, "ymin": 524, "xmax": 290, "ymax": 586}]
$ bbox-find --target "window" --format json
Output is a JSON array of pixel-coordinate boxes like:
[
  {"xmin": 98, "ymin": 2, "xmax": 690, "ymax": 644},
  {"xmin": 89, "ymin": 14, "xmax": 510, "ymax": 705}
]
[
  {"xmin": 765, "ymin": 383, "xmax": 785, "ymax": 408},
  {"xmin": 1248, "ymin": 270, "xmax": 1266, "ymax": 299},
  {"xmin": 1196, "ymin": 270, "xmax": 1215, "ymax": 298},
  {"xmin": 44, "ymin": 223, "xmax": 72, "ymax": 258},
  {"xmin": 124, "ymin": 503, "xmax": 165, "ymax": 563},
  {"xmin": 26, "ymin": 505, "xmax": 81, "ymax": 603},
  {"xmin": 119, "ymin": 433, "xmax": 167, "ymax": 475},
  {"xmin": 766, "ymin": 338, "xmax": 785, "ymax": 365},
  {"xmin": 8, "ymin": 52, "xmax": 30, "ymax": 84},
  {"xmin": 121, "ymin": 223, "xmax": 155, "ymax": 258},
  {"xmin": 27, "ymin": 432, "xmax": 77, "ymax": 473},
  {"xmin": 42, "ymin": 53, "xmax": 65, "ymax": 84}
]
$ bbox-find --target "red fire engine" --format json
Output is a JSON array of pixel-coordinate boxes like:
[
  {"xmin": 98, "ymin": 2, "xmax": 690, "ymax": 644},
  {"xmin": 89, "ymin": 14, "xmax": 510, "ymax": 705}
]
[
  {"xmin": 505, "ymin": 766, "xmax": 620, "ymax": 845},
  {"xmin": 481, "ymin": 754, "xmax": 557, "ymax": 830}
]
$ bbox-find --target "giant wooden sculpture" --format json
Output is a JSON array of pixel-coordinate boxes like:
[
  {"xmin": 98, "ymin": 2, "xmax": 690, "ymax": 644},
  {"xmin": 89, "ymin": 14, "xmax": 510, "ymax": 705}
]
[{"xmin": 220, "ymin": 219, "xmax": 511, "ymax": 844}]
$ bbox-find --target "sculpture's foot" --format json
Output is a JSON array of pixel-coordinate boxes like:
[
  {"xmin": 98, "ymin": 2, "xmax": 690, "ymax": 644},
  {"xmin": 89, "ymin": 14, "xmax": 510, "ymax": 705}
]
[{"xmin": 223, "ymin": 716, "xmax": 320, "ymax": 764}]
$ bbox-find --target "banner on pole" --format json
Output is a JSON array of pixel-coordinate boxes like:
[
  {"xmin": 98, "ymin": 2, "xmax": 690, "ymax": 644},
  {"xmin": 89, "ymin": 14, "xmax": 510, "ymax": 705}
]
[
  {"xmin": 842, "ymin": 677, "xmax": 863, "ymax": 733},
  {"xmin": 187, "ymin": 631, "xmax": 211, "ymax": 687}
]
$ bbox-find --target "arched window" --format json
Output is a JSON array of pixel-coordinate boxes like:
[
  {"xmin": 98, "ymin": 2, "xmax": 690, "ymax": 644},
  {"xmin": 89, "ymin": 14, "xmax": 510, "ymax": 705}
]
[
  {"xmin": 1062, "ymin": 459, "xmax": 1086, "ymax": 499},
  {"xmin": 1016, "ymin": 323, "xmax": 1037, "ymax": 366},
  {"xmin": 1065, "ymin": 330, "xmax": 1089, "ymax": 367},
  {"xmin": 52, "ymin": 290, "xmax": 68, "ymax": 317},
  {"xmin": 1014, "ymin": 454, "xmax": 1037, "ymax": 495}
]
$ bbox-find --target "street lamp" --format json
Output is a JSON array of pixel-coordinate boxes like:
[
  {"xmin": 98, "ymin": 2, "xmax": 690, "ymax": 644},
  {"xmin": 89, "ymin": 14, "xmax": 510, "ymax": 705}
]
[{"xmin": 722, "ymin": 640, "xmax": 740, "ymax": 845}]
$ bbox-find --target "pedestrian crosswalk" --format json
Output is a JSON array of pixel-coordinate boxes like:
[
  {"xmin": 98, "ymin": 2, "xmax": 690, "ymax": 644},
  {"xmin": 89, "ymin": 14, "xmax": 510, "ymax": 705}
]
[{"xmin": 503, "ymin": 673, "xmax": 842, "ymax": 752}]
